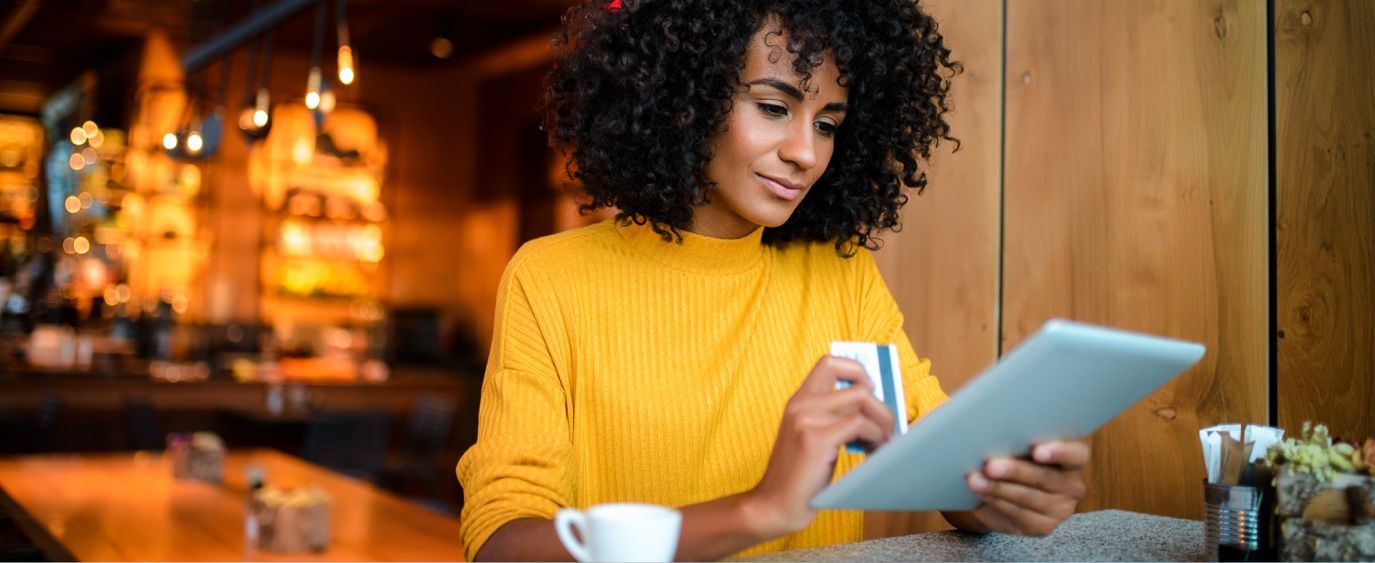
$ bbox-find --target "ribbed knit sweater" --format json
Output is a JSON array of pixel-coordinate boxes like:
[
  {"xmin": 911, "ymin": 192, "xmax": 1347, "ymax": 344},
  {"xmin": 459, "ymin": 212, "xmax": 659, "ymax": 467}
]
[{"xmin": 456, "ymin": 219, "xmax": 949, "ymax": 560}]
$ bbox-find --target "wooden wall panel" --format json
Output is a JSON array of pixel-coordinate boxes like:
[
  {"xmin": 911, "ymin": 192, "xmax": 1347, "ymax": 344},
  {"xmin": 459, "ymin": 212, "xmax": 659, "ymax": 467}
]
[
  {"xmin": 1002, "ymin": 0, "xmax": 1268, "ymax": 519},
  {"xmin": 1274, "ymin": 0, "xmax": 1375, "ymax": 440},
  {"xmin": 870, "ymin": 0, "xmax": 1002, "ymax": 537}
]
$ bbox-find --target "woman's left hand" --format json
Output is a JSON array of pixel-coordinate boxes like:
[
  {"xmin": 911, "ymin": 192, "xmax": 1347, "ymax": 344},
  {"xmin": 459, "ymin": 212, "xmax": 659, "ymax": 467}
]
[{"xmin": 955, "ymin": 440, "xmax": 1091, "ymax": 536}]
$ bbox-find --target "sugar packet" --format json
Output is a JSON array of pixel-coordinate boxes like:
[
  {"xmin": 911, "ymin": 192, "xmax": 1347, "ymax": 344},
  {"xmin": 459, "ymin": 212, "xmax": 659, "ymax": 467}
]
[{"xmin": 831, "ymin": 341, "xmax": 908, "ymax": 453}]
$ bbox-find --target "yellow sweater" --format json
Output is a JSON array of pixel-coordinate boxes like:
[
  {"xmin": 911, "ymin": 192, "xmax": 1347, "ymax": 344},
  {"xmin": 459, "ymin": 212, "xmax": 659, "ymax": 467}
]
[{"xmin": 457, "ymin": 219, "xmax": 948, "ymax": 560}]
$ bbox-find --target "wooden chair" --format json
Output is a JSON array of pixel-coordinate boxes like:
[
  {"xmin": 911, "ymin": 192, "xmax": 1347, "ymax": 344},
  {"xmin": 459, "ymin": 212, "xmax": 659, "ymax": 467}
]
[
  {"xmin": 383, "ymin": 396, "xmax": 457, "ymax": 502},
  {"xmin": 25, "ymin": 395, "xmax": 62, "ymax": 453},
  {"xmin": 121, "ymin": 397, "xmax": 163, "ymax": 451},
  {"xmin": 302, "ymin": 411, "xmax": 390, "ymax": 483}
]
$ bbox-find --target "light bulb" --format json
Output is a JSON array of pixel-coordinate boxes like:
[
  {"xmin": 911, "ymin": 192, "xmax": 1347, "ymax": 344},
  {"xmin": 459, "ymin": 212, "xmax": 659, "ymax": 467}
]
[
  {"xmin": 82, "ymin": 120, "xmax": 98, "ymax": 137},
  {"xmin": 162, "ymin": 132, "xmax": 179, "ymax": 150},
  {"xmin": 186, "ymin": 131, "xmax": 204, "ymax": 154},
  {"xmin": 338, "ymin": 45, "xmax": 355, "ymax": 85},
  {"xmin": 69, "ymin": 153, "xmax": 85, "ymax": 171},
  {"xmin": 305, "ymin": 67, "xmax": 322, "ymax": 110},
  {"xmin": 70, "ymin": 127, "xmax": 87, "ymax": 145},
  {"xmin": 254, "ymin": 88, "xmax": 272, "ymax": 127}
]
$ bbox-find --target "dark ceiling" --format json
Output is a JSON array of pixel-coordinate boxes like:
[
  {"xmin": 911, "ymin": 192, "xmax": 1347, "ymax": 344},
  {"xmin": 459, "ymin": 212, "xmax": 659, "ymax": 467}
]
[{"xmin": 0, "ymin": 0, "xmax": 579, "ymax": 115}]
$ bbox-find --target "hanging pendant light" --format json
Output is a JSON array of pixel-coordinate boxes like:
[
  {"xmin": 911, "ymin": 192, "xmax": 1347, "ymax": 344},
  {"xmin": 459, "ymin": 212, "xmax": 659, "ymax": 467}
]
[
  {"xmin": 336, "ymin": 0, "xmax": 355, "ymax": 85},
  {"xmin": 305, "ymin": 0, "xmax": 326, "ymax": 110},
  {"xmin": 305, "ymin": 67, "xmax": 322, "ymax": 110},
  {"xmin": 181, "ymin": 55, "xmax": 230, "ymax": 160},
  {"xmin": 239, "ymin": 26, "xmax": 274, "ymax": 141}
]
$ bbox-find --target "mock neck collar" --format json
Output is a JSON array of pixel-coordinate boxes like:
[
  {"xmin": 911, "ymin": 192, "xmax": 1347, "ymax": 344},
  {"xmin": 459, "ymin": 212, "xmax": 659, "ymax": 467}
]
[{"xmin": 615, "ymin": 219, "xmax": 767, "ymax": 274}]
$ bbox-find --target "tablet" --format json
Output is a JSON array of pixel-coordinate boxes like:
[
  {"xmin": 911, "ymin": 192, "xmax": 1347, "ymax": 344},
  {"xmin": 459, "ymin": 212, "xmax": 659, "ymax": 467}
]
[{"xmin": 810, "ymin": 319, "xmax": 1206, "ymax": 511}]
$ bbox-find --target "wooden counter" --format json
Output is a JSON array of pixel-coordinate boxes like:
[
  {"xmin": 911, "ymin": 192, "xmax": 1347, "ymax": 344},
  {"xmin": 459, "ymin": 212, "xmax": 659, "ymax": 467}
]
[
  {"xmin": 0, "ymin": 368, "xmax": 481, "ymax": 456},
  {"xmin": 0, "ymin": 449, "xmax": 465, "ymax": 561}
]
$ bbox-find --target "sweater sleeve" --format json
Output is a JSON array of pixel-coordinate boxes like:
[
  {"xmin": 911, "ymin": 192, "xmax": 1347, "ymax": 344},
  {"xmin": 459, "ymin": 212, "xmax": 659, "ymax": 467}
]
[
  {"xmin": 456, "ymin": 264, "xmax": 574, "ymax": 561},
  {"xmin": 853, "ymin": 250, "xmax": 949, "ymax": 424}
]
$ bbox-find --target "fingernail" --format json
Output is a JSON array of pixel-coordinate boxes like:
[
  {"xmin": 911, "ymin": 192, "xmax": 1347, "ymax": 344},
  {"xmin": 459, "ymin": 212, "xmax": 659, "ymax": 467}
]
[
  {"xmin": 969, "ymin": 473, "xmax": 989, "ymax": 492},
  {"xmin": 988, "ymin": 460, "xmax": 1009, "ymax": 478},
  {"xmin": 1035, "ymin": 446, "xmax": 1052, "ymax": 463}
]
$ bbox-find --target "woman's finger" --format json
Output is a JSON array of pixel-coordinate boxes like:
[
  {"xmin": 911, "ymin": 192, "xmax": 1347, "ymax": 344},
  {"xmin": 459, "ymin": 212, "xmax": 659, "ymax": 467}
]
[
  {"xmin": 983, "ymin": 458, "xmax": 1085, "ymax": 498},
  {"xmin": 976, "ymin": 495, "xmax": 1062, "ymax": 537},
  {"xmin": 800, "ymin": 355, "xmax": 871, "ymax": 395},
  {"xmin": 808, "ymin": 386, "xmax": 895, "ymax": 436},
  {"xmin": 967, "ymin": 501, "xmax": 1020, "ymax": 535},
  {"xmin": 819, "ymin": 413, "xmax": 888, "ymax": 453},
  {"xmin": 969, "ymin": 473, "xmax": 1076, "ymax": 521},
  {"xmin": 1030, "ymin": 441, "xmax": 1091, "ymax": 470}
]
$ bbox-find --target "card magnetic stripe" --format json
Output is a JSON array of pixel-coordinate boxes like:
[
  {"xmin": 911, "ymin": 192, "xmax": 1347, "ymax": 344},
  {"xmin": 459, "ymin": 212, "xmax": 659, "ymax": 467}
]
[{"xmin": 876, "ymin": 344, "xmax": 901, "ymax": 432}]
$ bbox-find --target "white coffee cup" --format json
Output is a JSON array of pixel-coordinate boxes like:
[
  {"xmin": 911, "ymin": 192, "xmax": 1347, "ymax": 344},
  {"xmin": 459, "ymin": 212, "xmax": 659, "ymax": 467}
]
[{"xmin": 554, "ymin": 503, "xmax": 682, "ymax": 562}]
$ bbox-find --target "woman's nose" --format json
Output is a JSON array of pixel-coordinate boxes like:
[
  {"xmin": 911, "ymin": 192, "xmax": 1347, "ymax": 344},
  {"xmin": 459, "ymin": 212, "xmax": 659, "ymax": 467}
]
[{"xmin": 777, "ymin": 123, "xmax": 819, "ymax": 170}]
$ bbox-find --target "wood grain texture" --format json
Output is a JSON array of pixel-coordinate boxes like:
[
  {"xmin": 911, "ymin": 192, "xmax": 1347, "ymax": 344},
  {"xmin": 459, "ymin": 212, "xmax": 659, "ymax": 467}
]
[
  {"xmin": 0, "ymin": 450, "xmax": 464, "ymax": 561},
  {"xmin": 869, "ymin": 0, "xmax": 1002, "ymax": 538},
  {"xmin": 1274, "ymin": 0, "xmax": 1375, "ymax": 440},
  {"xmin": 1002, "ymin": 0, "xmax": 1268, "ymax": 518}
]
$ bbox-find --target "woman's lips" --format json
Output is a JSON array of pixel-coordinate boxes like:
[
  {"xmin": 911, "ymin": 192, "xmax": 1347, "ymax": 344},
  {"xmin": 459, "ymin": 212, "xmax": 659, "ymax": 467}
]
[{"xmin": 758, "ymin": 174, "xmax": 804, "ymax": 201}]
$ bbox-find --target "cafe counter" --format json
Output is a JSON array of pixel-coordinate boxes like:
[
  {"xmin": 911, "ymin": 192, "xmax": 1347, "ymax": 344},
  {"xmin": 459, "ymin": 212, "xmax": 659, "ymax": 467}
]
[{"xmin": 751, "ymin": 510, "xmax": 1205, "ymax": 562}]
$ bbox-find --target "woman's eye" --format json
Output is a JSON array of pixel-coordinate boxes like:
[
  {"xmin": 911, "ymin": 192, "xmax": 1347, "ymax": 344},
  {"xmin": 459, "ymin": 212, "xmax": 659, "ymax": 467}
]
[
  {"xmin": 815, "ymin": 121, "xmax": 838, "ymax": 137},
  {"xmin": 756, "ymin": 103, "xmax": 788, "ymax": 117}
]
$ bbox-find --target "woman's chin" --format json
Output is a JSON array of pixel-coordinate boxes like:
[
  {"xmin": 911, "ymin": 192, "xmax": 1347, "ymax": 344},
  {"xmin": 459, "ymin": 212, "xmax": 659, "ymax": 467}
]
[{"xmin": 747, "ymin": 205, "xmax": 802, "ymax": 229}]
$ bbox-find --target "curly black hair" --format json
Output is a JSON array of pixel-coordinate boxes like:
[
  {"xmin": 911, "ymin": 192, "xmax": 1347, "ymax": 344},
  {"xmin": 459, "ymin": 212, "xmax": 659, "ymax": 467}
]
[{"xmin": 544, "ymin": 0, "xmax": 960, "ymax": 255}]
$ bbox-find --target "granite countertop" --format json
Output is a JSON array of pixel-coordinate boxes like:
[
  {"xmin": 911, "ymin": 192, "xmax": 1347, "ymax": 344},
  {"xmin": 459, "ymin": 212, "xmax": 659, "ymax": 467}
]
[{"xmin": 747, "ymin": 510, "xmax": 1206, "ymax": 562}]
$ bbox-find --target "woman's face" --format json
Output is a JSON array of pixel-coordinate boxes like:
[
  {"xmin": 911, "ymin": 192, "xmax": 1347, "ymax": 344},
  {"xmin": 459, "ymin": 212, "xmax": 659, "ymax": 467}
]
[{"xmin": 693, "ymin": 24, "xmax": 849, "ymax": 239}]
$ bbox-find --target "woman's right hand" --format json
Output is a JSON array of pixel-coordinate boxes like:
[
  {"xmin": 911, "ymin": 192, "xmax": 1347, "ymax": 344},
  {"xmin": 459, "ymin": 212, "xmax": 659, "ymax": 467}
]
[{"xmin": 745, "ymin": 355, "xmax": 897, "ymax": 538}]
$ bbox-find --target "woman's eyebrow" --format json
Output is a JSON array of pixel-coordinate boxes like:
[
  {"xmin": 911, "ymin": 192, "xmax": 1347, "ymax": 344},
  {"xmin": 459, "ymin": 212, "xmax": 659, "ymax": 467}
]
[{"xmin": 748, "ymin": 78, "xmax": 849, "ymax": 113}]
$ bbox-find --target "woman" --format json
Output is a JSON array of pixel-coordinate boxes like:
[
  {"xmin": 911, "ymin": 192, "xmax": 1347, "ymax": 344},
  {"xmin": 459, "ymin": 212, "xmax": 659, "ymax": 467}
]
[{"xmin": 458, "ymin": 0, "xmax": 1089, "ymax": 560}]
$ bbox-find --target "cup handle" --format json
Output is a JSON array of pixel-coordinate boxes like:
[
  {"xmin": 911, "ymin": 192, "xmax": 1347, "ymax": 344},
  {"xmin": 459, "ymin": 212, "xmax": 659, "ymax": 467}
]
[{"xmin": 554, "ymin": 508, "xmax": 593, "ymax": 562}]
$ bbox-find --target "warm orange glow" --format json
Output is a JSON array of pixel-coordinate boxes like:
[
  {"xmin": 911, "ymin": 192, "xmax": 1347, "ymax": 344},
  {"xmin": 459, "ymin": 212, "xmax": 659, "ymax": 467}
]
[
  {"xmin": 70, "ymin": 127, "xmax": 87, "ymax": 145},
  {"xmin": 68, "ymin": 153, "xmax": 86, "ymax": 171},
  {"xmin": 238, "ymin": 108, "xmax": 256, "ymax": 131},
  {"xmin": 64, "ymin": 196, "xmax": 81, "ymax": 214},
  {"xmin": 78, "ymin": 257, "xmax": 104, "ymax": 287},
  {"xmin": 305, "ymin": 91, "xmax": 320, "ymax": 110},
  {"xmin": 253, "ymin": 109, "xmax": 269, "ymax": 128},
  {"xmin": 62, "ymin": 237, "xmax": 76, "ymax": 254},
  {"xmin": 358, "ymin": 224, "xmax": 384, "ymax": 263},
  {"xmin": 81, "ymin": 148, "xmax": 98, "ymax": 163},
  {"xmin": 186, "ymin": 131, "xmax": 204, "ymax": 154},
  {"xmin": 73, "ymin": 237, "xmax": 91, "ymax": 255},
  {"xmin": 115, "ymin": 284, "xmax": 132, "ymax": 303},
  {"xmin": 430, "ymin": 37, "xmax": 453, "ymax": 59},
  {"xmin": 172, "ymin": 294, "xmax": 189, "ymax": 315},
  {"xmin": 360, "ymin": 245, "xmax": 384, "ymax": 263},
  {"xmin": 78, "ymin": 192, "xmax": 94, "ymax": 209},
  {"xmin": 82, "ymin": 121, "xmax": 99, "ymax": 138},
  {"xmin": 292, "ymin": 139, "xmax": 312, "ymax": 165},
  {"xmin": 280, "ymin": 221, "xmax": 310, "ymax": 255},
  {"xmin": 104, "ymin": 287, "xmax": 120, "ymax": 307},
  {"xmin": 162, "ymin": 133, "xmax": 178, "ymax": 150},
  {"xmin": 89, "ymin": 129, "xmax": 105, "ymax": 149}
]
